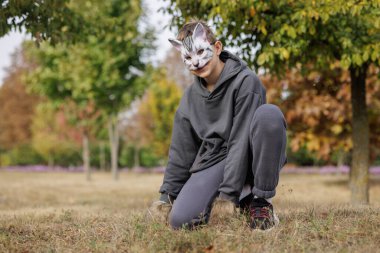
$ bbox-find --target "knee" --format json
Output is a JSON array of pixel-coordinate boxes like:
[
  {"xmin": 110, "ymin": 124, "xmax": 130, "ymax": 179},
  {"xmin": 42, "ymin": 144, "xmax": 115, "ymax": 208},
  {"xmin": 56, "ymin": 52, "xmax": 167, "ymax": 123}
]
[
  {"xmin": 251, "ymin": 104, "xmax": 286, "ymax": 133},
  {"xmin": 169, "ymin": 210, "xmax": 191, "ymax": 229}
]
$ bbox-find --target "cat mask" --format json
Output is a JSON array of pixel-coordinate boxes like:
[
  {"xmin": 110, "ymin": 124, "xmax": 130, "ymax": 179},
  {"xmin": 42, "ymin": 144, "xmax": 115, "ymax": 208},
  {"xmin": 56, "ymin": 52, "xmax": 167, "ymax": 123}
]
[{"xmin": 169, "ymin": 23, "xmax": 214, "ymax": 71}]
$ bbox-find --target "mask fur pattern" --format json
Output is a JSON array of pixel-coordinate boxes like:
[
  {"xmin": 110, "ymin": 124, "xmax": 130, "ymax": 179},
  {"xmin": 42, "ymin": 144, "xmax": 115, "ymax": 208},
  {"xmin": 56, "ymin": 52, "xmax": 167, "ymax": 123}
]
[{"xmin": 169, "ymin": 23, "xmax": 214, "ymax": 71}]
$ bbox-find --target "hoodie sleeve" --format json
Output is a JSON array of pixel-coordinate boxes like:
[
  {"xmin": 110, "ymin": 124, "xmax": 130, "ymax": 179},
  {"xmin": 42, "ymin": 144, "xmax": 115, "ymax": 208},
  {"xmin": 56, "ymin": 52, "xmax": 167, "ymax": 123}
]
[
  {"xmin": 218, "ymin": 74, "xmax": 266, "ymax": 204},
  {"xmin": 159, "ymin": 109, "xmax": 201, "ymax": 198}
]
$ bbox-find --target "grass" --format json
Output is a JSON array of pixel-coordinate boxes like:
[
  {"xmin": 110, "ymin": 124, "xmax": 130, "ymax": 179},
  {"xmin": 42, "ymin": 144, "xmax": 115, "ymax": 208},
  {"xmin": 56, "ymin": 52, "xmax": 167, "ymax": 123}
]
[{"xmin": 0, "ymin": 171, "xmax": 379, "ymax": 252}]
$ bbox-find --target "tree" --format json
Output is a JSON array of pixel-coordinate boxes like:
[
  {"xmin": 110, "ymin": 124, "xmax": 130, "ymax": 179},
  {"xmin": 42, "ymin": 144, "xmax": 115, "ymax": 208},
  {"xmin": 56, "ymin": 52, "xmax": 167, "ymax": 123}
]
[
  {"xmin": 263, "ymin": 65, "xmax": 380, "ymax": 165},
  {"xmin": 62, "ymin": 99, "xmax": 102, "ymax": 179},
  {"xmin": 162, "ymin": 50, "xmax": 193, "ymax": 90},
  {"xmin": 27, "ymin": 0, "xmax": 153, "ymax": 180},
  {"xmin": 166, "ymin": 0, "xmax": 380, "ymax": 204},
  {"xmin": 0, "ymin": 45, "xmax": 39, "ymax": 150},
  {"xmin": 263, "ymin": 65, "xmax": 352, "ymax": 162},
  {"xmin": 0, "ymin": 0, "xmax": 88, "ymax": 44},
  {"xmin": 123, "ymin": 68, "xmax": 182, "ymax": 163},
  {"xmin": 31, "ymin": 102, "xmax": 82, "ymax": 167}
]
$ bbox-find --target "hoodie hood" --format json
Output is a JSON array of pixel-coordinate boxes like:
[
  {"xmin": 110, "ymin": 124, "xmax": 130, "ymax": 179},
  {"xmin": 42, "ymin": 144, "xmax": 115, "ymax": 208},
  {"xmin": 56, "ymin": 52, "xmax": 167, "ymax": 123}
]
[{"xmin": 193, "ymin": 50, "xmax": 247, "ymax": 99}]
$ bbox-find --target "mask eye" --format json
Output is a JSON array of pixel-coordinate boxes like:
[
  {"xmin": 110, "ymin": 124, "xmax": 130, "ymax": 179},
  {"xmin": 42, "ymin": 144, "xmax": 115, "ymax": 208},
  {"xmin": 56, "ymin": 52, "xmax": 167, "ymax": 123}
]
[
  {"xmin": 184, "ymin": 55, "xmax": 191, "ymax": 60},
  {"xmin": 197, "ymin": 49, "xmax": 204, "ymax": 55}
]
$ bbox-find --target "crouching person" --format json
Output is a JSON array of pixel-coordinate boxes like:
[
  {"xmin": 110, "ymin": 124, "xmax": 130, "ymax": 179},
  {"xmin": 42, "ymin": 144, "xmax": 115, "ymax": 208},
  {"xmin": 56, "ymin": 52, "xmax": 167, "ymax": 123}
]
[{"xmin": 148, "ymin": 20, "xmax": 287, "ymax": 231}]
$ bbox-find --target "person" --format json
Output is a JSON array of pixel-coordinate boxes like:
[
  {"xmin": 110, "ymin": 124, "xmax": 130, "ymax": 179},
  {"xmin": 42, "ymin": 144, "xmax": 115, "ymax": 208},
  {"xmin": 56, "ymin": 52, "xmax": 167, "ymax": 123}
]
[{"xmin": 148, "ymin": 20, "xmax": 287, "ymax": 231}]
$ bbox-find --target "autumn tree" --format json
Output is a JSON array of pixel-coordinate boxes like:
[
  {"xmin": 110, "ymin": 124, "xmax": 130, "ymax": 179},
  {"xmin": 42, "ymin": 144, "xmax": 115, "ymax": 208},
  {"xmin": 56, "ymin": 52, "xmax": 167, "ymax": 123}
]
[
  {"xmin": 31, "ymin": 102, "xmax": 82, "ymax": 167},
  {"xmin": 263, "ymin": 65, "xmax": 380, "ymax": 165},
  {"xmin": 61, "ymin": 99, "xmax": 102, "ymax": 179},
  {"xmin": 0, "ymin": 45, "xmax": 39, "ymax": 151},
  {"xmin": 162, "ymin": 50, "xmax": 193, "ymax": 90},
  {"xmin": 121, "ymin": 48, "xmax": 195, "ymax": 167},
  {"xmin": 123, "ymin": 68, "xmax": 182, "ymax": 165},
  {"xmin": 166, "ymin": 0, "xmax": 380, "ymax": 204}
]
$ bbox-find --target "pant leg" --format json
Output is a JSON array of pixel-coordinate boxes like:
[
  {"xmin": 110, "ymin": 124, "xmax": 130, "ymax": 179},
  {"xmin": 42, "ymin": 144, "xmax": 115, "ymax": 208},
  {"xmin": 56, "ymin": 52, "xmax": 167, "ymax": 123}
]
[
  {"xmin": 249, "ymin": 104, "xmax": 287, "ymax": 199},
  {"xmin": 169, "ymin": 158, "xmax": 226, "ymax": 229}
]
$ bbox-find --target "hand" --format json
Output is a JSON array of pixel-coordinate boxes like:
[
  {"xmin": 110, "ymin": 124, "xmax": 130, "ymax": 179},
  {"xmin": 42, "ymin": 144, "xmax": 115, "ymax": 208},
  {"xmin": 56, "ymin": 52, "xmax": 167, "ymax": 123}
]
[
  {"xmin": 146, "ymin": 200, "xmax": 172, "ymax": 224},
  {"xmin": 209, "ymin": 197, "xmax": 238, "ymax": 225}
]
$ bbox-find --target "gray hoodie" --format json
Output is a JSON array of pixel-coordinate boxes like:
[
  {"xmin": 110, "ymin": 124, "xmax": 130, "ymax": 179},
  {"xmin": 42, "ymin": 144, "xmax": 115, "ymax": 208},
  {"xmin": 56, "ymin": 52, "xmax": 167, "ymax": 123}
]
[{"xmin": 159, "ymin": 50, "xmax": 266, "ymax": 204}]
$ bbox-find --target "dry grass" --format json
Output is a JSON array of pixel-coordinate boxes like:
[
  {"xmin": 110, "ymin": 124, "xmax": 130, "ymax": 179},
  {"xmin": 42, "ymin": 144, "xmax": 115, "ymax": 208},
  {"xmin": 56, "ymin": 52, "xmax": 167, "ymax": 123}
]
[{"xmin": 0, "ymin": 171, "xmax": 379, "ymax": 252}]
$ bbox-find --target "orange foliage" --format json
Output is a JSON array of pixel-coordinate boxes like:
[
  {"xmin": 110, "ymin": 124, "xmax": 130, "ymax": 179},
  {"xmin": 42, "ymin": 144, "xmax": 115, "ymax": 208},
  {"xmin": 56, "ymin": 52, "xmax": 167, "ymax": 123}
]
[
  {"xmin": 0, "ymin": 48, "xmax": 40, "ymax": 150},
  {"xmin": 262, "ymin": 65, "xmax": 380, "ymax": 162}
]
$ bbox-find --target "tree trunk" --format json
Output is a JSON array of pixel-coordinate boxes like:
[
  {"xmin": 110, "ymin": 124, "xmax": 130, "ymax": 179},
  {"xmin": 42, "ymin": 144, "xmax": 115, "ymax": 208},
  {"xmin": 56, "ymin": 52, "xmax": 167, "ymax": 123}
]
[
  {"xmin": 108, "ymin": 117, "xmax": 119, "ymax": 181},
  {"xmin": 336, "ymin": 148, "xmax": 345, "ymax": 175},
  {"xmin": 99, "ymin": 142, "xmax": 106, "ymax": 171},
  {"xmin": 349, "ymin": 65, "xmax": 369, "ymax": 205},
  {"xmin": 134, "ymin": 145, "xmax": 140, "ymax": 168},
  {"xmin": 48, "ymin": 155, "xmax": 54, "ymax": 168},
  {"xmin": 82, "ymin": 132, "xmax": 91, "ymax": 181}
]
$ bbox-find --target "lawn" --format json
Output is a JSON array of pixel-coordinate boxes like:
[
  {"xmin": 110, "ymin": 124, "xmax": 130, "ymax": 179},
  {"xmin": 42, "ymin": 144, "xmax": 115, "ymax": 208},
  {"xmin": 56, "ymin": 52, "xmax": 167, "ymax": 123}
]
[{"xmin": 0, "ymin": 171, "xmax": 379, "ymax": 252}]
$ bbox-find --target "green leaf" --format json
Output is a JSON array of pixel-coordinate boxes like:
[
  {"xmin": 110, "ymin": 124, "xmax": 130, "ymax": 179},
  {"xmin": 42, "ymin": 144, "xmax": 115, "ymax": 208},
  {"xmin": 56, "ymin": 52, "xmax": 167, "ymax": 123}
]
[
  {"xmin": 371, "ymin": 50, "xmax": 378, "ymax": 61},
  {"xmin": 352, "ymin": 54, "xmax": 363, "ymax": 66},
  {"xmin": 280, "ymin": 48, "xmax": 290, "ymax": 60},
  {"xmin": 287, "ymin": 27, "xmax": 297, "ymax": 39},
  {"xmin": 340, "ymin": 55, "xmax": 351, "ymax": 69},
  {"xmin": 257, "ymin": 53, "xmax": 267, "ymax": 65}
]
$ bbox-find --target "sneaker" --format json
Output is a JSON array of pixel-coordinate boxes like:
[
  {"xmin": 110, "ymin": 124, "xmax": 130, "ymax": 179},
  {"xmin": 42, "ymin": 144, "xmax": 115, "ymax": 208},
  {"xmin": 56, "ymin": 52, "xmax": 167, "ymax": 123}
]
[{"xmin": 249, "ymin": 198, "xmax": 279, "ymax": 231}]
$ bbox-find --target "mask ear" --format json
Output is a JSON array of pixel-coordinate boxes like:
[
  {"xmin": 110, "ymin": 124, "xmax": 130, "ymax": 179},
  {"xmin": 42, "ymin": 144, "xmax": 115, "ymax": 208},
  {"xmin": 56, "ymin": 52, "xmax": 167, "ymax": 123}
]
[
  {"xmin": 168, "ymin": 38, "xmax": 183, "ymax": 51},
  {"xmin": 192, "ymin": 23, "xmax": 208, "ymax": 42}
]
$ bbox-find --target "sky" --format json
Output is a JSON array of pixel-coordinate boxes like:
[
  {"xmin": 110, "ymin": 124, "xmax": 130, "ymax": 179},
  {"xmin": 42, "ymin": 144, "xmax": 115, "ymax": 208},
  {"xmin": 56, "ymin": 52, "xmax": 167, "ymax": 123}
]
[
  {"xmin": 0, "ymin": 31, "xmax": 29, "ymax": 83},
  {"xmin": 0, "ymin": 0, "xmax": 175, "ymax": 84}
]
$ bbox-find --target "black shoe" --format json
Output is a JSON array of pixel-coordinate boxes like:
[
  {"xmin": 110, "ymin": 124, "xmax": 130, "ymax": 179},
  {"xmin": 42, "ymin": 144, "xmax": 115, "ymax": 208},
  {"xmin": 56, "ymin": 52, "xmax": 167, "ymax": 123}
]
[{"xmin": 249, "ymin": 198, "xmax": 279, "ymax": 231}]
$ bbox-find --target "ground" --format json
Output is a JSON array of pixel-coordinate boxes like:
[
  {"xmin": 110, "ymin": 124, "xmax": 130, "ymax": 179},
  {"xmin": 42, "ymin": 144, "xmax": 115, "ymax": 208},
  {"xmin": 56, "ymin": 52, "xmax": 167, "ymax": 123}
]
[{"xmin": 0, "ymin": 171, "xmax": 379, "ymax": 252}]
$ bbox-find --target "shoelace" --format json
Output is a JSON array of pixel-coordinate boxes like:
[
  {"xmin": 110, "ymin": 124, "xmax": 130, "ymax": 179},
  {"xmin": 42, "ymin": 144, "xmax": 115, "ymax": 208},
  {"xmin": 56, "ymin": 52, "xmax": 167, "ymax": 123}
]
[{"xmin": 250, "ymin": 206, "xmax": 270, "ymax": 219}]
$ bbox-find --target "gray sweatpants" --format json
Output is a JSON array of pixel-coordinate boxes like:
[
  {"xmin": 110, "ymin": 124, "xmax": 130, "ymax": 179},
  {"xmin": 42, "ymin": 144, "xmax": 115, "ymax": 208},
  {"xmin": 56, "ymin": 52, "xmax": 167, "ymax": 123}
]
[{"xmin": 169, "ymin": 104, "xmax": 287, "ymax": 229}]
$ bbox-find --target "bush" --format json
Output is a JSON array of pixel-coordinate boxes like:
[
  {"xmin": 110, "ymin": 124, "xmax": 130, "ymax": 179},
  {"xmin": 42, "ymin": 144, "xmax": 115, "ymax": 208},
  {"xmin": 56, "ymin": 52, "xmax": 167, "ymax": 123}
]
[
  {"xmin": 0, "ymin": 144, "xmax": 44, "ymax": 166},
  {"xmin": 373, "ymin": 156, "xmax": 380, "ymax": 166},
  {"xmin": 0, "ymin": 143, "xmax": 83, "ymax": 167},
  {"xmin": 119, "ymin": 145, "xmax": 134, "ymax": 169},
  {"xmin": 287, "ymin": 145, "xmax": 326, "ymax": 166},
  {"xmin": 140, "ymin": 147, "xmax": 162, "ymax": 168},
  {"xmin": 51, "ymin": 146, "xmax": 82, "ymax": 167}
]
